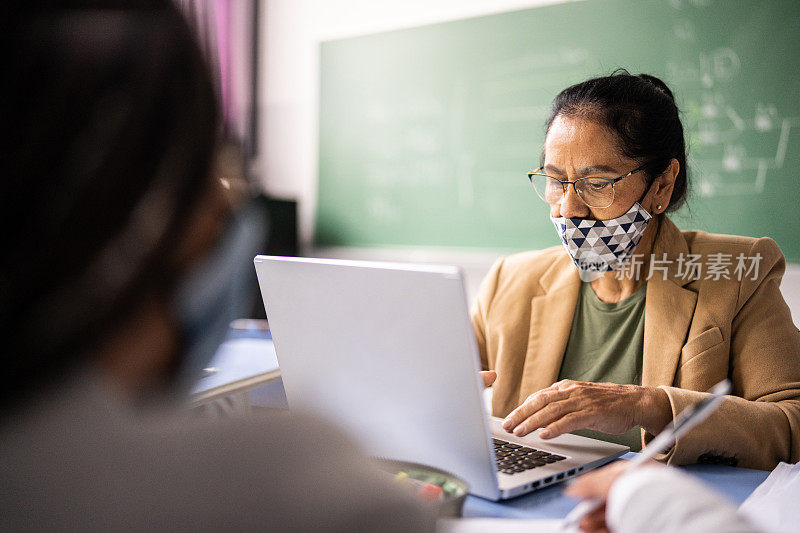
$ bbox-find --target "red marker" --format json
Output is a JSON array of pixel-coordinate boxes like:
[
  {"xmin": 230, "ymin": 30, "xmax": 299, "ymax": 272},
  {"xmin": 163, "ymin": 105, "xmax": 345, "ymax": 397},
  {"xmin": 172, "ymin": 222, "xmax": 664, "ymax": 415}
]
[{"xmin": 418, "ymin": 483, "xmax": 443, "ymax": 502}]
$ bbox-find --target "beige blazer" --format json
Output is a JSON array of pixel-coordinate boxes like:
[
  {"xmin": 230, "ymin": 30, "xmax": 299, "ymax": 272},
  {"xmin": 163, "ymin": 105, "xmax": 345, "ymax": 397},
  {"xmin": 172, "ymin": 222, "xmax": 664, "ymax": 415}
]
[{"xmin": 471, "ymin": 216, "xmax": 800, "ymax": 470}]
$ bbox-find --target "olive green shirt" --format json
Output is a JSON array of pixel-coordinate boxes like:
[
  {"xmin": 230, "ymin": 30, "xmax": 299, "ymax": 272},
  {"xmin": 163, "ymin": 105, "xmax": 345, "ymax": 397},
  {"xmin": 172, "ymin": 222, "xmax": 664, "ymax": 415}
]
[{"xmin": 557, "ymin": 281, "xmax": 646, "ymax": 451}]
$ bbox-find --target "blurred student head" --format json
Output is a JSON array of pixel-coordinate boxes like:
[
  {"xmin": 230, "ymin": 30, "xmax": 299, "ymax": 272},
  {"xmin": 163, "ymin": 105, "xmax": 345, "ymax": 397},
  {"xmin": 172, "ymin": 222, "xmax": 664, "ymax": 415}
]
[{"xmin": 0, "ymin": 1, "xmax": 236, "ymax": 408}]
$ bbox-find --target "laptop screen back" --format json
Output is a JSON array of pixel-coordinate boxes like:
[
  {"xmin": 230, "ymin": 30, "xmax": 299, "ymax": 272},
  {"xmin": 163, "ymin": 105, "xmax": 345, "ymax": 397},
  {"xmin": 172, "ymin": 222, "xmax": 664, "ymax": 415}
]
[{"xmin": 254, "ymin": 255, "xmax": 500, "ymax": 499}]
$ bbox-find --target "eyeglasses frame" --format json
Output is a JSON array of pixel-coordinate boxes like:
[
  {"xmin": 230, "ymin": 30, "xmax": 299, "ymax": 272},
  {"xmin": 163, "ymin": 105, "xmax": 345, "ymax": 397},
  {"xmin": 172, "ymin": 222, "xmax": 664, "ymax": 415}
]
[{"xmin": 527, "ymin": 162, "xmax": 651, "ymax": 209}]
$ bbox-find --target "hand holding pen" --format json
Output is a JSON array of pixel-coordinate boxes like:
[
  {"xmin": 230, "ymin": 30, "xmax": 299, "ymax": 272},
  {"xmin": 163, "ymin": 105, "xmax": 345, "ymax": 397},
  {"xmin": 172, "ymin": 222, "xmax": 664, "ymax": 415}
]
[{"xmin": 560, "ymin": 379, "xmax": 732, "ymax": 531}]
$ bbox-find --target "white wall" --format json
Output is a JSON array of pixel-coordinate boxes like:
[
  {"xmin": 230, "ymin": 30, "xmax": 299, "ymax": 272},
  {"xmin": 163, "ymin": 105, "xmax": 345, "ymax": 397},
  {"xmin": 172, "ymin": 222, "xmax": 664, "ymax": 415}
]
[
  {"xmin": 785, "ymin": 265, "xmax": 800, "ymax": 327},
  {"xmin": 256, "ymin": 0, "xmax": 800, "ymax": 323}
]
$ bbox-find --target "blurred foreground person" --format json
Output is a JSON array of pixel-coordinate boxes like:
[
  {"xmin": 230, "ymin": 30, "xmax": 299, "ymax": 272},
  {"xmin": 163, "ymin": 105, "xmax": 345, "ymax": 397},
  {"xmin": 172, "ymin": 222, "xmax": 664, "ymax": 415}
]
[
  {"xmin": 0, "ymin": 3, "xmax": 433, "ymax": 531},
  {"xmin": 566, "ymin": 462, "xmax": 762, "ymax": 533}
]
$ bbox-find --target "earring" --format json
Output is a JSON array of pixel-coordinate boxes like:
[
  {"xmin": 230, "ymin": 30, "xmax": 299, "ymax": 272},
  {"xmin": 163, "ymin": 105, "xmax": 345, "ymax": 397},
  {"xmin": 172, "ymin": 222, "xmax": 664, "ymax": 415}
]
[{"xmin": 656, "ymin": 204, "xmax": 662, "ymax": 211}]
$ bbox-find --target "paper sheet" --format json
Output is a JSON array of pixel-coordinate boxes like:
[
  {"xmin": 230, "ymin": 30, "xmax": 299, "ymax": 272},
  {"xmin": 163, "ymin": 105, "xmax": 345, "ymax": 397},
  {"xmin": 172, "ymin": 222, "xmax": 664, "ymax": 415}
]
[{"xmin": 738, "ymin": 461, "xmax": 800, "ymax": 533}]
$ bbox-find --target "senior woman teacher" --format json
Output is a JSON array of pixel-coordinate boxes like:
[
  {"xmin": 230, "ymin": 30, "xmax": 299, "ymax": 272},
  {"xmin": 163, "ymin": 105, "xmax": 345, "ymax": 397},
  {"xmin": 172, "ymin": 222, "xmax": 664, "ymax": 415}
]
[{"xmin": 472, "ymin": 72, "xmax": 800, "ymax": 470}]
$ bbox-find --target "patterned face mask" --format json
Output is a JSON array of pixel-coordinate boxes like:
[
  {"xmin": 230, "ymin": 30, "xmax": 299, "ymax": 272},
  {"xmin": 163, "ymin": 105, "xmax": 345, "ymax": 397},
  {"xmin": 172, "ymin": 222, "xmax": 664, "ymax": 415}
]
[{"xmin": 551, "ymin": 202, "xmax": 652, "ymax": 282}]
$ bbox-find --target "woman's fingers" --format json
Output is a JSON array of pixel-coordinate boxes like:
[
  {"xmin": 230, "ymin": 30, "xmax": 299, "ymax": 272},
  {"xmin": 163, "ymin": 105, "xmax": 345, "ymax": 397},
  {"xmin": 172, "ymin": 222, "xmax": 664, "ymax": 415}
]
[
  {"xmin": 502, "ymin": 388, "xmax": 566, "ymax": 431},
  {"xmin": 502, "ymin": 381, "xmax": 642, "ymax": 437},
  {"xmin": 510, "ymin": 399, "xmax": 577, "ymax": 436},
  {"xmin": 480, "ymin": 370, "xmax": 497, "ymax": 388},
  {"xmin": 540, "ymin": 411, "xmax": 588, "ymax": 439},
  {"xmin": 579, "ymin": 504, "xmax": 609, "ymax": 533}
]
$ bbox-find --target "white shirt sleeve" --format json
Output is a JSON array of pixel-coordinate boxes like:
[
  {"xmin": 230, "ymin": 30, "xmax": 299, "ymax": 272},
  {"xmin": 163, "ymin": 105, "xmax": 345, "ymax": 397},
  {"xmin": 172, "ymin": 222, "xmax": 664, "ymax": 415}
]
[{"xmin": 606, "ymin": 467, "xmax": 762, "ymax": 533}]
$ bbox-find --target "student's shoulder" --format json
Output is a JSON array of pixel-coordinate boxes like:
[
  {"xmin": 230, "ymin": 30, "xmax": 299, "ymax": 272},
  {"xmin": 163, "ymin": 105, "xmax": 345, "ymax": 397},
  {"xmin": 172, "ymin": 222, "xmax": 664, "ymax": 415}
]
[{"xmin": 141, "ymin": 411, "xmax": 434, "ymax": 531}]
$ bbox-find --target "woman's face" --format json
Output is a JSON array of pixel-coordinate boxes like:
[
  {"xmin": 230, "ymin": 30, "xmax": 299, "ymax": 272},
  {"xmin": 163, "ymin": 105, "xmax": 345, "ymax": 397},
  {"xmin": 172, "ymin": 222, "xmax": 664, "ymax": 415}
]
[{"xmin": 542, "ymin": 115, "xmax": 653, "ymax": 220}]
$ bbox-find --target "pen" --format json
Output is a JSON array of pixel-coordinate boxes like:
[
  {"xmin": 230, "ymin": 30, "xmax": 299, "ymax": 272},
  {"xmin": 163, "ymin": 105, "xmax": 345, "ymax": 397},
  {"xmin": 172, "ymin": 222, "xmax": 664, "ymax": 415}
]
[{"xmin": 561, "ymin": 379, "xmax": 732, "ymax": 530}]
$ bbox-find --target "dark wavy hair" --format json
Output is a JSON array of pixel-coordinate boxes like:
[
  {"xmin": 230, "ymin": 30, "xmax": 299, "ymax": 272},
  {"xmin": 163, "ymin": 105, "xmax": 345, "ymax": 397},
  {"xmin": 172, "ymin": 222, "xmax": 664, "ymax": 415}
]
[
  {"xmin": 544, "ymin": 69, "xmax": 689, "ymax": 213},
  {"xmin": 0, "ymin": 1, "xmax": 219, "ymax": 408}
]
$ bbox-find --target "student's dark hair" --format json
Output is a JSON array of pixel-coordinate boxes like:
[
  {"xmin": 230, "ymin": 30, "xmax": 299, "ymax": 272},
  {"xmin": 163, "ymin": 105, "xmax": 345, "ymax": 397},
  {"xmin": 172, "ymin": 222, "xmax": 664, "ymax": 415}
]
[
  {"xmin": 0, "ymin": 1, "xmax": 219, "ymax": 408},
  {"xmin": 544, "ymin": 69, "xmax": 689, "ymax": 213}
]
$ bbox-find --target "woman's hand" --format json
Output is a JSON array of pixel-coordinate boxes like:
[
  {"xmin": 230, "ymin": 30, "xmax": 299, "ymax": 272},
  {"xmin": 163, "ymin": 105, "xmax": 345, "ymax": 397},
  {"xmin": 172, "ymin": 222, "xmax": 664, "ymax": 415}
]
[
  {"xmin": 480, "ymin": 370, "xmax": 497, "ymax": 388},
  {"xmin": 501, "ymin": 379, "xmax": 671, "ymax": 439},
  {"xmin": 563, "ymin": 461, "xmax": 632, "ymax": 533},
  {"xmin": 564, "ymin": 460, "xmax": 663, "ymax": 532}
]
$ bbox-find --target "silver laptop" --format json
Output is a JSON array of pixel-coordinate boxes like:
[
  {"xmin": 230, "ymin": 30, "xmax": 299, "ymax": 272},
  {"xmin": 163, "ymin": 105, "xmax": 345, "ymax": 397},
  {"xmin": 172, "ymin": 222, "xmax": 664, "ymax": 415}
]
[{"xmin": 254, "ymin": 255, "xmax": 628, "ymax": 500}]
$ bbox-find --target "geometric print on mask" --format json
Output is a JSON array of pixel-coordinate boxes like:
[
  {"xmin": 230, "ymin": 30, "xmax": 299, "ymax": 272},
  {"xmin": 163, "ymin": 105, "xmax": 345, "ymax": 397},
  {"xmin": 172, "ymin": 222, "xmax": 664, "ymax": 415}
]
[{"xmin": 551, "ymin": 202, "xmax": 652, "ymax": 277}]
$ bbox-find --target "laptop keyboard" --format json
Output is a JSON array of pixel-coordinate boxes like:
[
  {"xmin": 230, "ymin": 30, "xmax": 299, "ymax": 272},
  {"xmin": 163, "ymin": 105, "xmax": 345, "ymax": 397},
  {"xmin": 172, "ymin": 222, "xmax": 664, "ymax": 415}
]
[{"xmin": 493, "ymin": 438, "xmax": 566, "ymax": 475}]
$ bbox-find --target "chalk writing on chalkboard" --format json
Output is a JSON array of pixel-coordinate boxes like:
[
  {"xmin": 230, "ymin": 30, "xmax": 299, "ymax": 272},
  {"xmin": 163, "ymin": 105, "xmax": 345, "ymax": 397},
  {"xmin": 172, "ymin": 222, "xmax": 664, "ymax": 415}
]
[{"xmin": 317, "ymin": 0, "xmax": 800, "ymax": 262}]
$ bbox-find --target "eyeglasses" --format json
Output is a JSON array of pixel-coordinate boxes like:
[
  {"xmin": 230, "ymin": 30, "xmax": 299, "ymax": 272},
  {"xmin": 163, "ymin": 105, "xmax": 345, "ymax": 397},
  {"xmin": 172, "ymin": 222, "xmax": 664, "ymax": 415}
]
[{"xmin": 527, "ymin": 163, "xmax": 650, "ymax": 209}]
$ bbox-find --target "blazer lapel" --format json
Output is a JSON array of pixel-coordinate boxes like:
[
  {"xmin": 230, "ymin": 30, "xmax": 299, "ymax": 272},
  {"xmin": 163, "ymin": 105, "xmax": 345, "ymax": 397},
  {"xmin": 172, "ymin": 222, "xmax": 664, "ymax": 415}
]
[
  {"xmin": 642, "ymin": 217, "xmax": 698, "ymax": 387},
  {"xmin": 519, "ymin": 254, "xmax": 581, "ymax": 404},
  {"xmin": 517, "ymin": 216, "xmax": 698, "ymax": 398}
]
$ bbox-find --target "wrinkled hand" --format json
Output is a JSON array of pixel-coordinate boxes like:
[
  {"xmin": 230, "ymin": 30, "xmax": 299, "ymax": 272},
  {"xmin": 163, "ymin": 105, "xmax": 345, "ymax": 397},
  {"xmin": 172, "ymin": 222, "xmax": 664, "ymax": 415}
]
[
  {"xmin": 480, "ymin": 370, "xmax": 497, "ymax": 388},
  {"xmin": 501, "ymin": 379, "xmax": 670, "ymax": 439}
]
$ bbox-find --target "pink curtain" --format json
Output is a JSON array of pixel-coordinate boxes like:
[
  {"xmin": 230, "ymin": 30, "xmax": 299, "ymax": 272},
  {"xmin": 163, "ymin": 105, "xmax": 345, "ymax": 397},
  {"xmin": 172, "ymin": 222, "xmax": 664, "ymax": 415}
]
[{"xmin": 176, "ymin": 0, "xmax": 257, "ymax": 153}]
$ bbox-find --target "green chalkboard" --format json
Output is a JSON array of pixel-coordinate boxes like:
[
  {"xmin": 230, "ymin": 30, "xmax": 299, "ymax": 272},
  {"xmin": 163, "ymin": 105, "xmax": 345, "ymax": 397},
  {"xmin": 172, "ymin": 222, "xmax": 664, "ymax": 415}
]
[{"xmin": 316, "ymin": 0, "xmax": 800, "ymax": 262}]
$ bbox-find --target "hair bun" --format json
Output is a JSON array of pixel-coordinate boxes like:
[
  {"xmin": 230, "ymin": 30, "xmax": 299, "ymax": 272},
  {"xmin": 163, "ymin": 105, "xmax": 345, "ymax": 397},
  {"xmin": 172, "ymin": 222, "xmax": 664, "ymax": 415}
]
[{"xmin": 638, "ymin": 74, "xmax": 676, "ymax": 102}]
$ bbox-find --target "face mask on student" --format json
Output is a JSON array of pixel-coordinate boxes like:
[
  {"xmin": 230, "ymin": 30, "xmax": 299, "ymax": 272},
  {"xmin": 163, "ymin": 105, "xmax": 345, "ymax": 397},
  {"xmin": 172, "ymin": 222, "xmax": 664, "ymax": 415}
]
[
  {"xmin": 170, "ymin": 200, "xmax": 267, "ymax": 395},
  {"xmin": 551, "ymin": 201, "xmax": 652, "ymax": 282}
]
